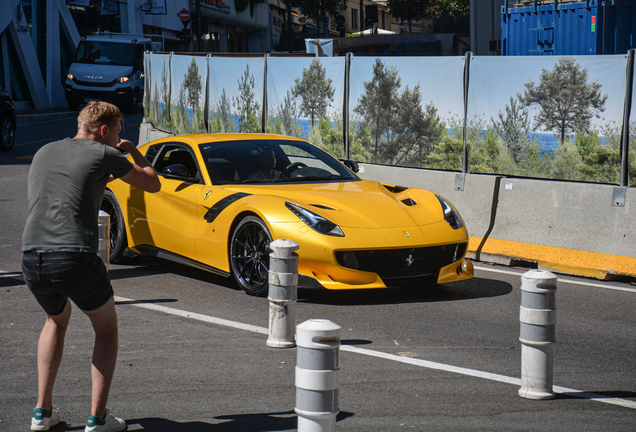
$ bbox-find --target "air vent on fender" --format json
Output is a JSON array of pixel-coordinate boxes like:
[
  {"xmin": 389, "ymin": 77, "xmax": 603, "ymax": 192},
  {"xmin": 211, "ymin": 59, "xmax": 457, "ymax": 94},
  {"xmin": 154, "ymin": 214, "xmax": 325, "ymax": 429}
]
[
  {"xmin": 310, "ymin": 204, "xmax": 336, "ymax": 210},
  {"xmin": 401, "ymin": 198, "xmax": 417, "ymax": 206}
]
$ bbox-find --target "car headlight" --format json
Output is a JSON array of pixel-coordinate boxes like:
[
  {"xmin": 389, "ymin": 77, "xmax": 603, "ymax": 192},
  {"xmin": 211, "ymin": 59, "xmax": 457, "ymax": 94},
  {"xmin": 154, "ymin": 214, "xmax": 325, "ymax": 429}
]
[
  {"xmin": 117, "ymin": 76, "xmax": 130, "ymax": 83},
  {"xmin": 436, "ymin": 195, "xmax": 463, "ymax": 230},
  {"xmin": 67, "ymin": 73, "xmax": 74, "ymax": 81},
  {"xmin": 285, "ymin": 202, "xmax": 344, "ymax": 237}
]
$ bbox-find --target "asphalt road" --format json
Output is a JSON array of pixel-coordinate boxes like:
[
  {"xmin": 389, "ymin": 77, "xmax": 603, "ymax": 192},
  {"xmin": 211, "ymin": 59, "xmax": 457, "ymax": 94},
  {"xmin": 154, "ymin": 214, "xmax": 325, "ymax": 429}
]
[{"xmin": 1, "ymin": 115, "xmax": 635, "ymax": 431}]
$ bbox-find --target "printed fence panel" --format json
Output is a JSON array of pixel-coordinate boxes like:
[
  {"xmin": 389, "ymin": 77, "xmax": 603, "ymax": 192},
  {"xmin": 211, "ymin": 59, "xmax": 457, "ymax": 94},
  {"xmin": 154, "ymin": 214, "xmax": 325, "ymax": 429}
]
[
  {"xmin": 208, "ymin": 57, "xmax": 265, "ymax": 134},
  {"xmin": 266, "ymin": 56, "xmax": 346, "ymax": 157},
  {"xmin": 468, "ymin": 55, "xmax": 629, "ymax": 184},
  {"xmin": 170, "ymin": 54, "xmax": 208, "ymax": 135},
  {"xmin": 146, "ymin": 53, "xmax": 172, "ymax": 132},
  {"xmin": 348, "ymin": 56, "xmax": 466, "ymax": 168}
]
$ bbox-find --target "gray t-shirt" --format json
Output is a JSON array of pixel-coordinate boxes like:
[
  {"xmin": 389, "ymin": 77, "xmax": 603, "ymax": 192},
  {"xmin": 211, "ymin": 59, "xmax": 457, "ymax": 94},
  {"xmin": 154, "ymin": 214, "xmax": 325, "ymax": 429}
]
[{"xmin": 22, "ymin": 138, "xmax": 133, "ymax": 253}]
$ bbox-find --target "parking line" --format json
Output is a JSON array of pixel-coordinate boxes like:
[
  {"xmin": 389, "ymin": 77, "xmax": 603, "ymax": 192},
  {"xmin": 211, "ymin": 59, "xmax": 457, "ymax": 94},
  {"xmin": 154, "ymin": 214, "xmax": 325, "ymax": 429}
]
[
  {"xmin": 114, "ymin": 295, "xmax": 636, "ymax": 410},
  {"xmin": 473, "ymin": 265, "xmax": 636, "ymax": 294}
]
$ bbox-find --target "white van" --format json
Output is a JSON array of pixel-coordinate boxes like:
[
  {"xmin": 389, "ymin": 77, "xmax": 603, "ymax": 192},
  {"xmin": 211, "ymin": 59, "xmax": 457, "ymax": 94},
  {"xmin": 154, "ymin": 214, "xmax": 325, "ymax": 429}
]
[{"xmin": 64, "ymin": 34, "xmax": 160, "ymax": 112}]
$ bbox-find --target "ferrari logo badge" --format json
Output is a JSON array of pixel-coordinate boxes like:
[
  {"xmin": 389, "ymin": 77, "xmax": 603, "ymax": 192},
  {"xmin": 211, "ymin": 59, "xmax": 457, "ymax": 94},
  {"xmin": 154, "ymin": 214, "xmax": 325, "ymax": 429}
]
[
  {"xmin": 406, "ymin": 254, "xmax": 414, "ymax": 267},
  {"xmin": 403, "ymin": 231, "xmax": 410, "ymax": 237},
  {"xmin": 204, "ymin": 190, "xmax": 212, "ymax": 200}
]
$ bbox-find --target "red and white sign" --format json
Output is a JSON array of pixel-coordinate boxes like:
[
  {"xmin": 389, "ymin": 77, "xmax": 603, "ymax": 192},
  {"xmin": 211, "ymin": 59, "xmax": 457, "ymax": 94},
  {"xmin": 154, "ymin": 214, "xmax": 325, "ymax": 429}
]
[{"xmin": 178, "ymin": 8, "xmax": 191, "ymax": 22}]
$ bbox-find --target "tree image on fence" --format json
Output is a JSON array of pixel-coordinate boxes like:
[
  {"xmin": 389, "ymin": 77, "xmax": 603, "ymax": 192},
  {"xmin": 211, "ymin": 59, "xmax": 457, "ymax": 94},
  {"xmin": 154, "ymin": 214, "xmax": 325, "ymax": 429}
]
[
  {"xmin": 518, "ymin": 57, "xmax": 608, "ymax": 143},
  {"xmin": 234, "ymin": 64, "xmax": 261, "ymax": 133},
  {"xmin": 147, "ymin": 62, "xmax": 172, "ymax": 132},
  {"xmin": 210, "ymin": 64, "xmax": 261, "ymax": 134},
  {"xmin": 354, "ymin": 58, "xmax": 445, "ymax": 167},
  {"xmin": 292, "ymin": 58, "xmax": 335, "ymax": 128},
  {"xmin": 173, "ymin": 58, "xmax": 206, "ymax": 135}
]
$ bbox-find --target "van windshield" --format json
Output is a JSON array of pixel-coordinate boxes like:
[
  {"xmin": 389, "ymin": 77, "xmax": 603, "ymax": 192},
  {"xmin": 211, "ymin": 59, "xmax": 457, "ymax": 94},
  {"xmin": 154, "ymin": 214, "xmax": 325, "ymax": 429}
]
[{"xmin": 75, "ymin": 41, "xmax": 141, "ymax": 67}]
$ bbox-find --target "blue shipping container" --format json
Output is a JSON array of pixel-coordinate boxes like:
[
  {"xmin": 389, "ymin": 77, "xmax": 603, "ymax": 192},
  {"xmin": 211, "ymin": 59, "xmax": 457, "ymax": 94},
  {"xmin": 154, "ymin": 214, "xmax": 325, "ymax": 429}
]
[{"xmin": 502, "ymin": 0, "xmax": 636, "ymax": 55}]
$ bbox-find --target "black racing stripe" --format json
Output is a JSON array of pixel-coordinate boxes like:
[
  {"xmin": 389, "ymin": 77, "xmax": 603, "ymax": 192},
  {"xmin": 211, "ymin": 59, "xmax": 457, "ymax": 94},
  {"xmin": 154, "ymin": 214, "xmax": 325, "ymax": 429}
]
[{"xmin": 203, "ymin": 192, "xmax": 251, "ymax": 222}]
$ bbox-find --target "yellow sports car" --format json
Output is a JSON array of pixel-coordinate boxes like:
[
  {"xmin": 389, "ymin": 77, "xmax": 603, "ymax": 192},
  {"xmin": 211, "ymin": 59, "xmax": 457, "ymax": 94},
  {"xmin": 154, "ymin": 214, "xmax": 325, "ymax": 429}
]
[{"xmin": 102, "ymin": 133, "xmax": 473, "ymax": 296}]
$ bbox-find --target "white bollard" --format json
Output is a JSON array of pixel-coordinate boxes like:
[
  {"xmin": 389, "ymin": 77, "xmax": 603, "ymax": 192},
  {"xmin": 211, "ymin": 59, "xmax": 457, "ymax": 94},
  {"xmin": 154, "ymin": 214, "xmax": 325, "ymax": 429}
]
[
  {"xmin": 295, "ymin": 319, "xmax": 341, "ymax": 432},
  {"xmin": 98, "ymin": 210, "xmax": 110, "ymax": 271},
  {"xmin": 519, "ymin": 269, "xmax": 558, "ymax": 400},
  {"xmin": 267, "ymin": 239, "xmax": 299, "ymax": 348}
]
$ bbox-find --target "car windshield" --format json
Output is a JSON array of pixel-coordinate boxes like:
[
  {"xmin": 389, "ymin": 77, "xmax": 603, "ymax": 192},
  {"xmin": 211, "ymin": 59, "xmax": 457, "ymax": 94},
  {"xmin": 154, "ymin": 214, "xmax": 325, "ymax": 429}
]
[
  {"xmin": 74, "ymin": 41, "xmax": 139, "ymax": 66},
  {"xmin": 199, "ymin": 139, "xmax": 359, "ymax": 185}
]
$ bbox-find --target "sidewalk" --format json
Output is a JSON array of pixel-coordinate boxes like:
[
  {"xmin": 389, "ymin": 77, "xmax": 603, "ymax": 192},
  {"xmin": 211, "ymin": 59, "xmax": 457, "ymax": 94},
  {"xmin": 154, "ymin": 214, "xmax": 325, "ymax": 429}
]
[{"xmin": 16, "ymin": 107, "xmax": 78, "ymax": 125}]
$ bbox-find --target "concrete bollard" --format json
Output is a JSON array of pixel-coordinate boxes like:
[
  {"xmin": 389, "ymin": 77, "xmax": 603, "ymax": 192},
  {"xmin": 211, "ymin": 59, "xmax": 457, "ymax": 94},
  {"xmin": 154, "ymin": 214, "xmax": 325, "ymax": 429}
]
[
  {"xmin": 295, "ymin": 319, "xmax": 341, "ymax": 432},
  {"xmin": 518, "ymin": 269, "xmax": 558, "ymax": 400},
  {"xmin": 267, "ymin": 239, "xmax": 299, "ymax": 348},
  {"xmin": 97, "ymin": 210, "xmax": 110, "ymax": 271}
]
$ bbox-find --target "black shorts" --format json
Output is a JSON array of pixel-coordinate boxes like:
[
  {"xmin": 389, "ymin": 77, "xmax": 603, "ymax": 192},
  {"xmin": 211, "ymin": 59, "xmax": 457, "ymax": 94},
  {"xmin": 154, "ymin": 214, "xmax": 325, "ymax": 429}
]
[{"xmin": 22, "ymin": 251, "xmax": 114, "ymax": 316}]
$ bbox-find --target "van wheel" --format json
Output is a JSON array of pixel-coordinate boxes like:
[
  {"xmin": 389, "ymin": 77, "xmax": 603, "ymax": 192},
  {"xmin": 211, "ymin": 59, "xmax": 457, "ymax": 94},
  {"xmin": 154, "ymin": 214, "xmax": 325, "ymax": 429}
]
[{"xmin": 68, "ymin": 101, "xmax": 80, "ymax": 111}]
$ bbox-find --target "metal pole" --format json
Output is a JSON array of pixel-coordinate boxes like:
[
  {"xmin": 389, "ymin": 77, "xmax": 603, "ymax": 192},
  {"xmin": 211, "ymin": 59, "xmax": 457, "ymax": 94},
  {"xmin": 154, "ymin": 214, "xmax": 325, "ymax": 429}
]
[
  {"xmin": 359, "ymin": 0, "xmax": 364, "ymax": 34},
  {"xmin": 267, "ymin": 239, "xmax": 299, "ymax": 348},
  {"xmin": 288, "ymin": 2, "xmax": 293, "ymax": 53},
  {"xmin": 620, "ymin": 49, "xmax": 635, "ymax": 187},
  {"xmin": 462, "ymin": 51, "xmax": 471, "ymax": 174},
  {"xmin": 196, "ymin": 0, "xmax": 202, "ymax": 52},
  {"xmin": 519, "ymin": 269, "xmax": 558, "ymax": 400},
  {"xmin": 296, "ymin": 319, "xmax": 341, "ymax": 432},
  {"xmin": 343, "ymin": 53, "xmax": 351, "ymax": 159},
  {"xmin": 98, "ymin": 210, "xmax": 110, "ymax": 271}
]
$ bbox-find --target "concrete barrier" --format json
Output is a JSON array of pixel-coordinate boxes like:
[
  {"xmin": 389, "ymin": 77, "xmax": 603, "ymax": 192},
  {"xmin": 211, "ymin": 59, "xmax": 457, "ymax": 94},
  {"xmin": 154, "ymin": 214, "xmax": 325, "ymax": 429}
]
[{"xmin": 359, "ymin": 163, "xmax": 636, "ymax": 280}]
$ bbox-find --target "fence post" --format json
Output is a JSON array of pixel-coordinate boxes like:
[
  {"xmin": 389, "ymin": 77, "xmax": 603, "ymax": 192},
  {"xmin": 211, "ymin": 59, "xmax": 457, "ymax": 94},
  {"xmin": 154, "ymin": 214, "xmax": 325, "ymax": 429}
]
[
  {"xmin": 267, "ymin": 239, "xmax": 299, "ymax": 348},
  {"xmin": 519, "ymin": 269, "xmax": 558, "ymax": 400},
  {"xmin": 296, "ymin": 319, "xmax": 341, "ymax": 432},
  {"xmin": 97, "ymin": 210, "xmax": 110, "ymax": 271}
]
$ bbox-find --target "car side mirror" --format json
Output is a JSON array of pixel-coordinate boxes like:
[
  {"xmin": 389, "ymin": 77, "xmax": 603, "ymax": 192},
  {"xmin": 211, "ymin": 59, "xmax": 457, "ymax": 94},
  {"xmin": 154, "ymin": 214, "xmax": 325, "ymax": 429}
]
[
  {"xmin": 340, "ymin": 159, "xmax": 360, "ymax": 173},
  {"xmin": 162, "ymin": 164, "xmax": 199, "ymax": 182}
]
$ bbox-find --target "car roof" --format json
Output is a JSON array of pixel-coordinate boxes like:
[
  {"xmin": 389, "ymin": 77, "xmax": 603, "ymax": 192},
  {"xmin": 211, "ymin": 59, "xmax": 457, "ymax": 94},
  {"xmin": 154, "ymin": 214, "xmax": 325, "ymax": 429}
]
[{"xmin": 147, "ymin": 133, "xmax": 308, "ymax": 148}]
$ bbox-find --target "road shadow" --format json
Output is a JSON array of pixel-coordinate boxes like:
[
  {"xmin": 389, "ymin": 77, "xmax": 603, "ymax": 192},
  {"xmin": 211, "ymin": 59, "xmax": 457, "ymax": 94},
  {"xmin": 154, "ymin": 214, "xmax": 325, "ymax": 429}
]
[
  {"xmin": 53, "ymin": 411, "xmax": 354, "ymax": 431},
  {"xmin": 298, "ymin": 277, "xmax": 513, "ymax": 306},
  {"xmin": 556, "ymin": 390, "xmax": 636, "ymax": 401}
]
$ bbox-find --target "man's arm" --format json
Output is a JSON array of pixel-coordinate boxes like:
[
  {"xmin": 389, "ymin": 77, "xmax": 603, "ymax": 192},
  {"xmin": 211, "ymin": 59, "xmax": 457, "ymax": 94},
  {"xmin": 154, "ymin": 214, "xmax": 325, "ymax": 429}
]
[{"xmin": 115, "ymin": 140, "xmax": 161, "ymax": 193}]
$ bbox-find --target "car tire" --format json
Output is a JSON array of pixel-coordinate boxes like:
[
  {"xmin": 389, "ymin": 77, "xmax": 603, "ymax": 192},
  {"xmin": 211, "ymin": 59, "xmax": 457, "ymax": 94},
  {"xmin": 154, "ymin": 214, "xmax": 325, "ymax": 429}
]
[
  {"xmin": 68, "ymin": 101, "xmax": 80, "ymax": 111},
  {"xmin": 0, "ymin": 112, "xmax": 15, "ymax": 151},
  {"xmin": 229, "ymin": 216, "xmax": 272, "ymax": 296},
  {"xmin": 100, "ymin": 190, "xmax": 128, "ymax": 263}
]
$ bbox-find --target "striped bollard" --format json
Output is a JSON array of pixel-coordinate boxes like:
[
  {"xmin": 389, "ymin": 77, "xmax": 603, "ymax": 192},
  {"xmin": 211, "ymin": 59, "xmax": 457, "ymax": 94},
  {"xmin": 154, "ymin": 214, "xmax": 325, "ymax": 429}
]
[
  {"xmin": 519, "ymin": 269, "xmax": 558, "ymax": 400},
  {"xmin": 98, "ymin": 210, "xmax": 110, "ymax": 271},
  {"xmin": 267, "ymin": 239, "xmax": 299, "ymax": 348},
  {"xmin": 296, "ymin": 319, "xmax": 341, "ymax": 432}
]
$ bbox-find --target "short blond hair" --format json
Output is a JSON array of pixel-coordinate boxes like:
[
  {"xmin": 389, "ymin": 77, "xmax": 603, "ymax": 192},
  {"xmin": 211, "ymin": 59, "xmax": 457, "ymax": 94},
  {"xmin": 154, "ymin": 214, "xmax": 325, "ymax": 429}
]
[{"xmin": 77, "ymin": 101, "xmax": 123, "ymax": 134}]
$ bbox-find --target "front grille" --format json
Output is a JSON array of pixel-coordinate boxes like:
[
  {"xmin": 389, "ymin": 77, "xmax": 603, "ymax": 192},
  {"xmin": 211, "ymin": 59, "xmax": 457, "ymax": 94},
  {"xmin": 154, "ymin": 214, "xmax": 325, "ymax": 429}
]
[
  {"xmin": 74, "ymin": 78, "xmax": 118, "ymax": 87},
  {"xmin": 336, "ymin": 243, "xmax": 467, "ymax": 285}
]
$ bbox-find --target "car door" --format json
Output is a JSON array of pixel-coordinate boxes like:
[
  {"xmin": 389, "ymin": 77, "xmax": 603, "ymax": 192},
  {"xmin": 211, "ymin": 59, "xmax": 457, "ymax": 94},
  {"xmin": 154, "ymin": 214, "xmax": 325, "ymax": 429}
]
[{"xmin": 139, "ymin": 142, "xmax": 203, "ymax": 261}]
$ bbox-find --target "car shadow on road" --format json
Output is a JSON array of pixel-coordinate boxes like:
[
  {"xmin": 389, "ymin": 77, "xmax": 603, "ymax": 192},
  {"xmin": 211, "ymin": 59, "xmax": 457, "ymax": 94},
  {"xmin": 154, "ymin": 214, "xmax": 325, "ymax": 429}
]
[
  {"xmin": 49, "ymin": 411, "xmax": 353, "ymax": 431},
  {"xmin": 298, "ymin": 277, "xmax": 513, "ymax": 306}
]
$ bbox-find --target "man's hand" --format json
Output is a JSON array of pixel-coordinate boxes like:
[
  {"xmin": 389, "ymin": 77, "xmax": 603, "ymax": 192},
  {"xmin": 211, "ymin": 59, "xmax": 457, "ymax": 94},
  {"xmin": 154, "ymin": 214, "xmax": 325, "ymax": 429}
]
[{"xmin": 112, "ymin": 139, "xmax": 135, "ymax": 154}]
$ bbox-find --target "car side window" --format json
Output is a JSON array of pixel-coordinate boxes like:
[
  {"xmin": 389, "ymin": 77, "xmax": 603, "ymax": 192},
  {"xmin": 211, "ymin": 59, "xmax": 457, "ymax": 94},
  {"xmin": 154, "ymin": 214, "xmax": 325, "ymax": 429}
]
[{"xmin": 154, "ymin": 144, "xmax": 199, "ymax": 179}]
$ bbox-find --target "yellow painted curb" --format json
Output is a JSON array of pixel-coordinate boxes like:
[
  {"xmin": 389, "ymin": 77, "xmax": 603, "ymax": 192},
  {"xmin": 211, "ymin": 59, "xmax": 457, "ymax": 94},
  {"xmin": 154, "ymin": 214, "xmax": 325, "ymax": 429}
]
[{"xmin": 468, "ymin": 236, "xmax": 636, "ymax": 279}]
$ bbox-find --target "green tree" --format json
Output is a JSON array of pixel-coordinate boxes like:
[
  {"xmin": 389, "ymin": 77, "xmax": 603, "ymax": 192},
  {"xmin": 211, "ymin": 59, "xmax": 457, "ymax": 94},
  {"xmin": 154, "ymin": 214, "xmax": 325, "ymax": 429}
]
[
  {"xmin": 354, "ymin": 59, "xmax": 444, "ymax": 167},
  {"xmin": 491, "ymin": 96, "xmax": 534, "ymax": 164},
  {"xmin": 292, "ymin": 59, "xmax": 335, "ymax": 127},
  {"xmin": 278, "ymin": 90, "xmax": 303, "ymax": 138},
  {"xmin": 234, "ymin": 65, "xmax": 261, "ymax": 133},
  {"xmin": 387, "ymin": 0, "xmax": 434, "ymax": 33},
  {"xmin": 215, "ymin": 89, "xmax": 235, "ymax": 133},
  {"xmin": 518, "ymin": 57, "xmax": 608, "ymax": 143},
  {"xmin": 431, "ymin": 0, "xmax": 469, "ymax": 33},
  {"xmin": 292, "ymin": 0, "xmax": 347, "ymax": 37},
  {"xmin": 183, "ymin": 59, "xmax": 202, "ymax": 124}
]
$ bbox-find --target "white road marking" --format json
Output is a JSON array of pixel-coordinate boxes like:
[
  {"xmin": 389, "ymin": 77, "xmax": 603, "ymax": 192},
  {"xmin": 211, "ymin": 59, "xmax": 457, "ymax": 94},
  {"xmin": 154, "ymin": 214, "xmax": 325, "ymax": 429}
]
[
  {"xmin": 473, "ymin": 265, "xmax": 636, "ymax": 293},
  {"xmin": 114, "ymin": 295, "xmax": 636, "ymax": 410}
]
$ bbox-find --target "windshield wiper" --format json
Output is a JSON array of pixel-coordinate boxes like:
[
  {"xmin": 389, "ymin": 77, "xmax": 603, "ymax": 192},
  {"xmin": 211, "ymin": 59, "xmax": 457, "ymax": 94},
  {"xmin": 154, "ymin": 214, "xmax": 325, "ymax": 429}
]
[{"xmin": 274, "ymin": 176, "xmax": 333, "ymax": 183}]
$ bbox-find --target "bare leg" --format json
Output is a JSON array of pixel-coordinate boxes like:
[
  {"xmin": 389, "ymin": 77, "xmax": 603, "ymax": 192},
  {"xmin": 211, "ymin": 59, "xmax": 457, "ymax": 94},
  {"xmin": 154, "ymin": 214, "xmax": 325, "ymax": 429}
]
[
  {"xmin": 36, "ymin": 299, "xmax": 72, "ymax": 410},
  {"xmin": 83, "ymin": 296, "xmax": 119, "ymax": 419}
]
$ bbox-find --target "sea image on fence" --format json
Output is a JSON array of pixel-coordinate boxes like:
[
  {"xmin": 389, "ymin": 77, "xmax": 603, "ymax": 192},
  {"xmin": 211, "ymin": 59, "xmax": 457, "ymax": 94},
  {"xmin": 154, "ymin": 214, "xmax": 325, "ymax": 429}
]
[
  {"xmin": 208, "ymin": 57, "xmax": 265, "ymax": 134},
  {"xmin": 171, "ymin": 55, "xmax": 207, "ymax": 136},
  {"xmin": 266, "ymin": 57, "xmax": 349, "ymax": 159},
  {"xmin": 467, "ymin": 55, "xmax": 633, "ymax": 185}
]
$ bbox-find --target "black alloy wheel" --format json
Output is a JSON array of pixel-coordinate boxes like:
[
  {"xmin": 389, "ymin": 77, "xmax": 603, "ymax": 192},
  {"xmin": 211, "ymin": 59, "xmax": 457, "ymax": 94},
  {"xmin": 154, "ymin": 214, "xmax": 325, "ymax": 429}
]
[
  {"xmin": 100, "ymin": 190, "xmax": 128, "ymax": 263},
  {"xmin": 0, "ymin": 113, "xmax": 15, "ymax": 151},
  {"xmin": 230, "ymin": 216, "xmax": 272, "ymax": 296}
]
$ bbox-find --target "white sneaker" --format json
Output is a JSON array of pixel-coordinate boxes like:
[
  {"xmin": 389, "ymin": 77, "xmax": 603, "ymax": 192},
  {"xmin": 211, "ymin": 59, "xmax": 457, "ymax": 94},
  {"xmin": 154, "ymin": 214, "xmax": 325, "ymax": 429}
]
[
  {"xmin": 31, "ymin": 407, "xmax": 60, "ymax": 431},
  {"xmin": 84, "ymin": 410, "xmax": 126, "ymax": 432}
]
